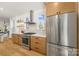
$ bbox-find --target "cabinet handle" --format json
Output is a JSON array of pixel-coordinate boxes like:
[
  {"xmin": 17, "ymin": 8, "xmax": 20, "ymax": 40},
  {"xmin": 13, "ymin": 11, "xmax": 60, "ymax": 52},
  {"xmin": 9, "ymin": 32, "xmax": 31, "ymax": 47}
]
[
  {"xmin": 59, "ymin": 12, "xmax": 61, "ymax": 14},
  {"xmin": 36, "ymin": 38, "xmax": 39, "ymax": 39},
  {"xmin": 56, "ymin": 12, "xmax": 59, "ymax": 14},
  {"xmin": 35, "ymin": 42, "xmax": 39, "ymax": 44},
  {"xmin": 57, "ymin": 12, "xmax": 60, "ymax": 14},
  {"xmin": 35, "ymin": 47, "xmax": 39, "ymax": 49}
]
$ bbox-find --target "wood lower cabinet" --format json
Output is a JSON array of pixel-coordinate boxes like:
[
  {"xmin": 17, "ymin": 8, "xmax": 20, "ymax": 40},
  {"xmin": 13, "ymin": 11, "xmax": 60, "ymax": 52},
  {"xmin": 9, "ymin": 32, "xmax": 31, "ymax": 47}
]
[
  {"xmin": 12, "ymin": 34, "xmax": 22, "ymax": 46},
  {"xmin": 31, "ymin": 36, "xmax": 47, "ymax": 55}
]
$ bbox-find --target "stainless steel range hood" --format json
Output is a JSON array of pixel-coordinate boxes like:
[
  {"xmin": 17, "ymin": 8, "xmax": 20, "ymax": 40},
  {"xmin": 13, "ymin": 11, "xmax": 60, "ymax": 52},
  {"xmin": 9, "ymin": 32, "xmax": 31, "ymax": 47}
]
[{"xmin": 26, "ymin": 10, "xmax": 36, "ymax": 24}]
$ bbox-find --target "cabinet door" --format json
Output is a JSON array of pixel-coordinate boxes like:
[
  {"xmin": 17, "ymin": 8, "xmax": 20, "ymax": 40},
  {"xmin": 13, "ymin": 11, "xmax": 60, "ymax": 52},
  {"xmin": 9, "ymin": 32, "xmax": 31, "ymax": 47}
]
[
  {"xmin": 14, "ymin": 36, "xmax": 19, "ymax": 44},
  {"xmin": 12, "ymin": 34, "xmax": 22, "ymax": 45},
  {"xmin": 59, "ymin": 2, "xmax": 77, "ymax": 14},
  {"xmin": 45, "ymin": 2, "xmax": 77, "ymax": 16},
  {"xmin": 18, "ymin": 38, "xmax": 22, "ymax": 45},
  {"xmin": 46, "ymin": 2, "xmax": 59, "ymax": 16},
  {"xmin": 12, "ymin": 34, "xmax": 17, "ymax": 44},
  {"xmin": 16, "ymin": 35, "xmax": 22, "ymax": 45}
]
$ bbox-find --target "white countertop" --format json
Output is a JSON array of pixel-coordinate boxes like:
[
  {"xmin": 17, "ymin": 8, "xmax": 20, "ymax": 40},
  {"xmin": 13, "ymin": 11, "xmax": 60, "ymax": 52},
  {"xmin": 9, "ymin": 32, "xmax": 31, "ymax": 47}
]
[
  {"xmin": 0, "ymin": 33, "xmax": 4, "ymax": 36},
  {"xmin": 31, "ymin": 34, "xmax": 46, "ymax": 37},
  {"xmin": 12, "ymin": 33, "xmax": 46, "ymax": 37},
  {"xmin": 0, "ymin": 32, "xmax": 8, "ymax": 36}
]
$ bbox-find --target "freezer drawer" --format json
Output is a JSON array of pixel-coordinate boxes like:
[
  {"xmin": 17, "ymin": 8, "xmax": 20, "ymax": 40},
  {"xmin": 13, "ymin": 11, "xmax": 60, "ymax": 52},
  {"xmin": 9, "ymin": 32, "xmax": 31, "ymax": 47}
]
[
  {"xmin": 47, "ymin": 43, "xmax": 57, "ymax": 56},
  {"xmin": 68, "ymin": 48, "xmax": 77, "ymax": 56},
  {"xmin": 47, "ymin": 43, "xmax": 68, "ymax": 56},
  {"xmin": 47, "ymin": 43, "xmax": 77, "ymax": 56}
]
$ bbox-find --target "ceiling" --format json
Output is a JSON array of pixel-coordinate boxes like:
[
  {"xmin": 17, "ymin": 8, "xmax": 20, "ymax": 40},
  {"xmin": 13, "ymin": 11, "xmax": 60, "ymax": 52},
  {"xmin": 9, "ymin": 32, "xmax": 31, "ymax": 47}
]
[{"xmin": 0, "ymin": 2, "xmax": 44, "ymax": 18}]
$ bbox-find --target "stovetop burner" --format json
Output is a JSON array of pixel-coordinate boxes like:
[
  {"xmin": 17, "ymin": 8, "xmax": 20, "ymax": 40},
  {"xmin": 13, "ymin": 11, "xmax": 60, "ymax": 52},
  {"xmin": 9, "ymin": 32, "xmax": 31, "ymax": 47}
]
[
  {"xmin": 24, "ymin": 32, "xmax": 36, "ymax": 35},
  {"xmin": 22, "ymin": 32, "xmax": 36, "ymax": 38},
  {"xmin": 22, "ymin": 32, "xmax": 36, "ymax": 37}
]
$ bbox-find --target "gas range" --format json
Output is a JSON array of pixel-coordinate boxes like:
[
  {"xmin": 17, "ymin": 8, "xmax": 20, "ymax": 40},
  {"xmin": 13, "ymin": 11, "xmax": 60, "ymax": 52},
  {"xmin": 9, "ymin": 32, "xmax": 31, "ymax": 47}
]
[{"xmin": 22, "ymin": 33, "xmax": 36, "ymax": 50}]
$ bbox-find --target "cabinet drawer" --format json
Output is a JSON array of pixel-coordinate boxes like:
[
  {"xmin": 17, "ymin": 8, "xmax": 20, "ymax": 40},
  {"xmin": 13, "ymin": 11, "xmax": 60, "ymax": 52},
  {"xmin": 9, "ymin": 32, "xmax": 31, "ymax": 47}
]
[
  {"xmin": 31, "ymin": 41, "xmax": 45, "ymax": 49},
  {"xmin": 31, "ymin": 46, "xmax": 46, "ymax": 54},
  {"xmin": 31, "ymin": 36, "xmax": 46, "ymax": 44},
  {"xmin": 31, "ymin": 40, "xmax": 45, "ymax": 47}
]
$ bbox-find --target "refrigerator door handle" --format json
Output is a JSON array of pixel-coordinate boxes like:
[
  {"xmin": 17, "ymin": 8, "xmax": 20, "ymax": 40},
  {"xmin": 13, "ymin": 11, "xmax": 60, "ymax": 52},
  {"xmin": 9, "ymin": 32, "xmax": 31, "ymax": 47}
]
[
  {"xmin": 46, "ymin": 17, "xmax": 51, "ymax": 43},
  {"xmin": 54, "ymin": 15, "xmax": 59, "ymax": 44},
  {"xmin": 61, "ymin": 19, "xmax": 63, "ymax": 34},
  {"xmin": 57, "ymin": 14, "xmax": 61, "ymax": 44}
]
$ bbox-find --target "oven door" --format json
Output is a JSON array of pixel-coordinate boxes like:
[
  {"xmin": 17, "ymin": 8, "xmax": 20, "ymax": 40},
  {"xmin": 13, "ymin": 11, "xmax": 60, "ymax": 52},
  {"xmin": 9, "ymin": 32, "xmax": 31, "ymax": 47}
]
[{"xmin": 22, "ymin": 37, "xmax": 29, "ymax": 47}]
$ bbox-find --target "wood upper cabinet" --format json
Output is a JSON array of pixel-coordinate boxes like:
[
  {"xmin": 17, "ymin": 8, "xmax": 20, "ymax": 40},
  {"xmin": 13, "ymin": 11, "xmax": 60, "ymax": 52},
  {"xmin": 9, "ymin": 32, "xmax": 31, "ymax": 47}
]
[
  {"xmin": 45, "ymin": 2, "xmax": 77, "ymax": 16},
  {"xmin": 45, "ymin": 2, "xmax": 59, "ymax": 16},
  {"xmin": 59, "ymin": 2, "xmax": 77, "ymax": 14},
  {"xmin": 12, "ymin": 34, "xmax": 22, "ymax": 46}
]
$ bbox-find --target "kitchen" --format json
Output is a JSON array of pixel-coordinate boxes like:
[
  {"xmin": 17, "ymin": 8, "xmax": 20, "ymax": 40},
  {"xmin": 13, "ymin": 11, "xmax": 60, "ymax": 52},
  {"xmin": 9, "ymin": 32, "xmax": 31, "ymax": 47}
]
[
  {"xmin": 0, "ymin": 2, "xmax": 46, "ymax": 56},
  {"xmin": 0, "ymin": 2, "xmax": 78, "ymax": 56}
]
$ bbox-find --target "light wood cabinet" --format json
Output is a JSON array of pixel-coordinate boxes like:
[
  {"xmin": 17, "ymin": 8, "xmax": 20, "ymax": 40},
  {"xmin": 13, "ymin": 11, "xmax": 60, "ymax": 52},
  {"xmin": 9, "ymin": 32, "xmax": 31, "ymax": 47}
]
[
  {"xmin": 45, "ymin": 2, "xmax": 77, "ymax": 16},
  {"xmin": 59, "ymin": 2, "xmax": 77, "ymax": 14},
  {"xmin": 46, "ymin": 3, "xmax": 59, "ymax": 16},
  {"xmin": 31, "ymin": 36, "xmax": 47, "ymax": 55},
  {"xmin": 46, "ymin": 2, "xmax": 59, "ymax": 16},
  {"xmin": 12, "ymin": 34, "xmax": 22, "ymax": 46}
]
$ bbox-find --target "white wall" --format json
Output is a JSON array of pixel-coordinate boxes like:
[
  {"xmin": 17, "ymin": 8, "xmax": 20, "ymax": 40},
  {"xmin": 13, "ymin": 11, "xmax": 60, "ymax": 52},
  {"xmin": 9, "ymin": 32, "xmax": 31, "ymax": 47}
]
[
  {"xmin": 11, "ymin": 11, "xmax": 30, "ymax": 34},
  {"xmin": 34, "ymin": 9, "xmax": 46, "ymax": 34},
  {"xmin": 11, "ymin": 9, "xmax": 45, "ymax": 35}
]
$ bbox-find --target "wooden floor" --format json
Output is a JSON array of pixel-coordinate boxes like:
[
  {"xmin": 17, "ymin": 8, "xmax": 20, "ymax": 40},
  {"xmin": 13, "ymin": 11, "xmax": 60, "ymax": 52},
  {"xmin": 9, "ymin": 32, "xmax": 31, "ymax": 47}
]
[{"xmin": 0, "ymin": 39, "xmax": 44, "ymax": 56}]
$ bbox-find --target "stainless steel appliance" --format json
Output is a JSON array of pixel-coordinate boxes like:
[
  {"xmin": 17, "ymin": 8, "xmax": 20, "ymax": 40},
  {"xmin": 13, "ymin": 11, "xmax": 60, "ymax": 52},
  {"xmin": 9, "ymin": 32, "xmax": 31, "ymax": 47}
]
[
  {"xmin": 46, "ymin": 12, "xmax": 77, "ymax": 56},
  {"xmin": 25, "ymin": 10, "xmax": 36, "ymax": 24},
  {"xmin": 22, "ymin": 34, "xmax": 31, "ymax": 50},
  {"xmin": 22, "ymin": 33, "xmax": 36, "ymax": 50}
]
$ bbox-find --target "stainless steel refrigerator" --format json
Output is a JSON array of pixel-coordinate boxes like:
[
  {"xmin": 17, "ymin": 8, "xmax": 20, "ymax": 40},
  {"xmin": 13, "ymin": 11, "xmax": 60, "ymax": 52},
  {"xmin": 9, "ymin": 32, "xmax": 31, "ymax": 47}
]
[{"xmin": 46, "ymin": 12, "xmax": 77, "ymax": 56}]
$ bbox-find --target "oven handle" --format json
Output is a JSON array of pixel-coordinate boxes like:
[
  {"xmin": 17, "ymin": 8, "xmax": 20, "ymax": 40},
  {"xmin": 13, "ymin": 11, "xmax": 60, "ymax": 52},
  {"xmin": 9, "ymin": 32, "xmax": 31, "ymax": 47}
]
[{"xmin": 22, "ymin": 37, "xmax": 29, "ymax": 39}]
